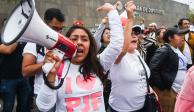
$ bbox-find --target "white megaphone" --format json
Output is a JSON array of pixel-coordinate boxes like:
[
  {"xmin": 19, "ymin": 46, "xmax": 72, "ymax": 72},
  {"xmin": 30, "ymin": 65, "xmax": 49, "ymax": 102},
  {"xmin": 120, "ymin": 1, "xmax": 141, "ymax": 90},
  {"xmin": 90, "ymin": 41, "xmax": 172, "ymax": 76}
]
[{"xmin": 1, "ymin": 0, "xmax": 76, "ymax": 74}]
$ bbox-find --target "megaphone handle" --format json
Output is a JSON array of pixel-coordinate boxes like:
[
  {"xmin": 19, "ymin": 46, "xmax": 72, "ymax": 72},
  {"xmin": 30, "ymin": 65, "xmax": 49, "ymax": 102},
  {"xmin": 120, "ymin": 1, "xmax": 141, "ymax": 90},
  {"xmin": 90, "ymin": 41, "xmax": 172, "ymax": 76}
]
[
  {"xmin": 42, "ymin": 49, "xmax": 65, "ymax": 74},
  {"xmin": 42, "ymin": 62, "xmax": 56, "ymax": 74}
]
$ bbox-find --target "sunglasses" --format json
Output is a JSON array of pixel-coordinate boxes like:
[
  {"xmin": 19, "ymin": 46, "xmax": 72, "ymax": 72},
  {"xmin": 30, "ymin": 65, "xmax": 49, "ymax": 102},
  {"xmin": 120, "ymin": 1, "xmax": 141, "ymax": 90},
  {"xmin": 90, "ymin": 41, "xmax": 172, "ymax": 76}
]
[{"xmin": 131, "ymin": 31, "xmax": 141, "ymax": 36}]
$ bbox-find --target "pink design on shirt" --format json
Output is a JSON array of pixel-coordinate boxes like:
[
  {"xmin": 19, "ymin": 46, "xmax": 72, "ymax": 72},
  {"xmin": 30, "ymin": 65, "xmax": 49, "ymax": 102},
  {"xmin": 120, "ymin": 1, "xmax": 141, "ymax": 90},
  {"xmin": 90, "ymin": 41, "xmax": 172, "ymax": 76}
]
[{"xmin": 76, "ymin": 75, "xmax": 96, "ymax": 90}]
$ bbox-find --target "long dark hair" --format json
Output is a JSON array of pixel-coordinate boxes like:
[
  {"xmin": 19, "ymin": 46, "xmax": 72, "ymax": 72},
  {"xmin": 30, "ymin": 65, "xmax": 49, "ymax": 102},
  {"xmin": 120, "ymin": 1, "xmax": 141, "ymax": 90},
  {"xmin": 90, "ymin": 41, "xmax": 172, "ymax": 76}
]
[
  {"xmin": 100, "ymin": 27, "xmax": 110, "ymax": 43},
  {"xmin": 66, "ymin": 25, "xmax": 106, "ymax": 84}
]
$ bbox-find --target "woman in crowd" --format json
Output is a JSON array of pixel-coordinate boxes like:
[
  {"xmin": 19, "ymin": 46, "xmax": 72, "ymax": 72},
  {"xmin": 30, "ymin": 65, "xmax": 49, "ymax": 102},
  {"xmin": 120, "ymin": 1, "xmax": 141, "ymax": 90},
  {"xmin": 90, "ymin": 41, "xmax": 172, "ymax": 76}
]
[
  {"xmin": 36, "ymin": 3, "xmax": 124, "ymax": 112},
  {"xmin": 93, "ymin": 1, "xmax": 135, "ymax": 110},
  {"xmin": 149, "ymin": 27, "xmax": 189, "ymax": 112},
  {"xmin": 108, "ymin": 1, "xmax": 155, "ymax": 112},
  {"xmin": 98, "ymin": 27, "xmax": 110, "ymax": 53},
  {"xmin": 156, "ymin": 27, "xmax": 166, "ymax": 48}
]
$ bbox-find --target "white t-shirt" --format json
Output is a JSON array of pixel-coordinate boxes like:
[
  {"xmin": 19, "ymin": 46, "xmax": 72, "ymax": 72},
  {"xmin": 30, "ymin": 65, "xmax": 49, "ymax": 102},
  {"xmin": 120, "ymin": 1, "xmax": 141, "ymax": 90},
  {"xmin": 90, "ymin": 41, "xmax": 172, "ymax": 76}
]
[
  {"xmin": 183, "ymin": 33, "xmax": 192, "ymax": 64},
  {"xmin": 40, "ymin": 61, "xmax": 105, "ymax": 112},
  {"xmin": 36, "ymin": 10, "xmax": 124, "ymax": 112},
  {"xmin": 23, "ymin": 42, "xmax": 45, "ymax": 94},
  {"xmin": 109, "ymin": 50, "xmax": 150, "ymax": 112}
]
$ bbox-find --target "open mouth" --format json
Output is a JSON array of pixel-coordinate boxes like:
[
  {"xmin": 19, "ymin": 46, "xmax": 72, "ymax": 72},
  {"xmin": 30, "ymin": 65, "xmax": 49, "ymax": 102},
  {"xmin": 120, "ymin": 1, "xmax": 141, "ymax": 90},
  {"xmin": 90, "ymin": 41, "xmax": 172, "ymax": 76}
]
[
  {"xmin": 131, "ymin": 40, "xmax": 137, "ymax": 43},
  {"xmin": 76, "ymin": 48, "xmax": 84, "ymax": 55}
]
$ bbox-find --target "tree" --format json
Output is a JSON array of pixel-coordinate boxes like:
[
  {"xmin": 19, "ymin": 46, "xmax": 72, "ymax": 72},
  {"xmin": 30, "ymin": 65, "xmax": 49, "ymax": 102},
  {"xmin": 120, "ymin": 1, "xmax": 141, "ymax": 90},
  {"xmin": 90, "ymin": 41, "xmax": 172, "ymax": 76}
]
[
  {"xmin": 8, "ymin": 0, "xmax": 19, "ymax": 3},
  {"xmin": 187, "ymin": 9, "xmax": 194, "ymax": 24}
]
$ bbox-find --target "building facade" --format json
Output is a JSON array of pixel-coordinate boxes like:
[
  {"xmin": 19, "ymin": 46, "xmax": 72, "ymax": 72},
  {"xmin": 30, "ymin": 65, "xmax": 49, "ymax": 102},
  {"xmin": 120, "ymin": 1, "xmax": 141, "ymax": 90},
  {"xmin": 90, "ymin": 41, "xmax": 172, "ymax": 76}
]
[{"xmin": 0, "ymin": 0, "xmax": 189, "ymax": 30}]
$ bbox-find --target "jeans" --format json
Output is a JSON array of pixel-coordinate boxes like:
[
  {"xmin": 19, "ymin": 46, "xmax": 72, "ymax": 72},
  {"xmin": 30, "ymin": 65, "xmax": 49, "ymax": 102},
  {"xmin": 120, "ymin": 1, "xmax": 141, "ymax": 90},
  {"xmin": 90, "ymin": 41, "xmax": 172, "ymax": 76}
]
[{"xmin": 0, "ymin": 78, "xmax": 31, "ymax": 112}]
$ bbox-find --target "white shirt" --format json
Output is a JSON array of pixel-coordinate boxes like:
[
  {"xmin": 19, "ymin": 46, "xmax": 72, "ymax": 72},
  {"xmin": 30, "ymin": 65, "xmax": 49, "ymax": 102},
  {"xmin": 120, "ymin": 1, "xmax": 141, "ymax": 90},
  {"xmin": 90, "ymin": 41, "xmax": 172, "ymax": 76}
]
[
  {"xmin": 23, "ymin": 42, "xmax": 45, "ymax": 94},
  {"xmin": 171, "ymin": 46, "xmax": 188, "ymax": 93},
  {"xmin": 183, "ymin": 33, "xmax": 192, "ymax": 64},
  {"xmin": 36, "ymin": 10, "xmax": 124, "ymax": 112},
  {"xmin": 109, "ymin": 50, "xmax": 150, "ymax": 112}
]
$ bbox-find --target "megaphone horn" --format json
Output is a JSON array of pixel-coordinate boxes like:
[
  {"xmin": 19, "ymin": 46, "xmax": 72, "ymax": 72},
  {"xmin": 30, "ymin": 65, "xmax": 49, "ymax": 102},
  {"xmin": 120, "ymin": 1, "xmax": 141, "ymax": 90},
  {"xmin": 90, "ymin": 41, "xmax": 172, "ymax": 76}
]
[
  {"xmin": 1, "ymin": 0, "xmax": 76, "ymax": 89},
  {"xmin": 1, "ymin": 0, "xmax": 76, "ymax": 57}
]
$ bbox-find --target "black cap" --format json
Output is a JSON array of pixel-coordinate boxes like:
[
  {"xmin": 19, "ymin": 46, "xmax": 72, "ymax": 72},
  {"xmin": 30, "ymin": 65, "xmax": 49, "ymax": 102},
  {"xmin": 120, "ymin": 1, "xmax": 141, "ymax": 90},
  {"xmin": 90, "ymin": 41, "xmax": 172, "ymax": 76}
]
[
  {"xmin": 132, "ymin": 25, "xmax": 142, "ymax": 33},
  {"xmin": 163, "ymin": 27, "xmax": 190, "ymax": 42},
  {"xmin": 166, "ymin": 27, "xmax": 189, "ymax": 35}
]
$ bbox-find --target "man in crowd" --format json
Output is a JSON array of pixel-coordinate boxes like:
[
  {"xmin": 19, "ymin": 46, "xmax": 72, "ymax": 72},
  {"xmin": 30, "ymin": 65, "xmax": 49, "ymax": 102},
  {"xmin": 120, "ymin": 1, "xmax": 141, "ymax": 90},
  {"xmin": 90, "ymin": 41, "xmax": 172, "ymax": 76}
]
[
  {"xmin": 0, "ymin": 42, "xmax": 30, "ymax": 112},
  {"xmin": 22, "ymin": 8, "xmax": 65, "ymax": 112},
  {"xmin": 178, "ymin": 18, "xmax": 194, "ymax": 69}
]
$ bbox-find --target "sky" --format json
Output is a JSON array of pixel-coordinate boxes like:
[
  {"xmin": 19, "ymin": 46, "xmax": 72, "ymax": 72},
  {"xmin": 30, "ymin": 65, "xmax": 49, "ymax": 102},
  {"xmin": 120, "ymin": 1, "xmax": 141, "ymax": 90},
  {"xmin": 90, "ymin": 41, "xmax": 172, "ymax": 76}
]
[{"xmin": 172, "ymin": 0, "xmax": 194, "ymax": 9}]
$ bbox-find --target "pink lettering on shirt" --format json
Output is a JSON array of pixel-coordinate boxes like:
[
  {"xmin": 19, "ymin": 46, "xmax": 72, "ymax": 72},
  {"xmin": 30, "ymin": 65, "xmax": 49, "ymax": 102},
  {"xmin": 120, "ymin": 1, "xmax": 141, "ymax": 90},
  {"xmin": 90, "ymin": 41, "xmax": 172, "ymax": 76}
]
[
  {"xmin": 65, "ymin": 92, "xmax": 102, "ymax": 112},
  {"xmin": 65, "ymin": 97, "xmax": 81, "ymax": 112},
  {"xmin": 91, "ymin": 92, "xmax": 102, "ymax": 111},
  {"xmin": 81, "ymin": 95, "xmax": 90, "ymax": 112},
  {"xmin": 65, "ymin": 77, "xmax": 72, "ymax": 94}
]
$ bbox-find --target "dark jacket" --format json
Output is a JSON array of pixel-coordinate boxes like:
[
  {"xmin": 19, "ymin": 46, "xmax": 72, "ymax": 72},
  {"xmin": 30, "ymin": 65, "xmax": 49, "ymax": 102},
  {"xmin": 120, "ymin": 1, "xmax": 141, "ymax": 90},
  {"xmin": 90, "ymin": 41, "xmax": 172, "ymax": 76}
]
[{"xmin": 149, "ymin": 43, "xmax": 179, "ymax": 90}]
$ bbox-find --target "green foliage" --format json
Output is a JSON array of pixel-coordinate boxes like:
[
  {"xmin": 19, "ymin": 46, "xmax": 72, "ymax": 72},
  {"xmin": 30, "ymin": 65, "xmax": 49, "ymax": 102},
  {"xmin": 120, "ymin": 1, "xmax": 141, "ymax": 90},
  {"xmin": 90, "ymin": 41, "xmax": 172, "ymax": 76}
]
[
  {"xmin": 187, "ymin": 9, "xmax": 194, "ymax": 23},
  {"xmin": 7, "ymin": 0, "xmax": 19, "ymax": 3}
]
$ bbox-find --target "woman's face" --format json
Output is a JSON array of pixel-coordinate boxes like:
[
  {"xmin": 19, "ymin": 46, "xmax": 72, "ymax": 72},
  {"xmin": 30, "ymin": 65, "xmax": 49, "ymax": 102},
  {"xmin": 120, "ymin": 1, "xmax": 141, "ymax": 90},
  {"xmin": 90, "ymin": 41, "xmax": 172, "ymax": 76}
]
[
  {"xmin": 69, "ymin": 29, "xmax": 90, "ymax": 64},
  {"xmin": 102, "ymin": 29, "xmax": 110, "ymax": 44},
  {"xmin": 128, "ymin": 31, "xmax": 139, "ymax": 52},
  {"xmin": 170, "ymin": 34, "xmax": 184, "ymax": 48}
]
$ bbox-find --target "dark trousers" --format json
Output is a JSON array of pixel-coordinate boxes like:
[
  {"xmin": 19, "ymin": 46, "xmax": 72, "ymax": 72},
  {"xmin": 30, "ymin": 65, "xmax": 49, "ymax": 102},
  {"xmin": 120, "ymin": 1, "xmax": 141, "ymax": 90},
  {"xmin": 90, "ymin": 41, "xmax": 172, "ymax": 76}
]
[
  {"xmin": 0, "ymin": 78, "xmax": 31, "ymax": 112},
  {"xmin": 103, "ymin": 79, "xmax": 111, "ymax": 111}
]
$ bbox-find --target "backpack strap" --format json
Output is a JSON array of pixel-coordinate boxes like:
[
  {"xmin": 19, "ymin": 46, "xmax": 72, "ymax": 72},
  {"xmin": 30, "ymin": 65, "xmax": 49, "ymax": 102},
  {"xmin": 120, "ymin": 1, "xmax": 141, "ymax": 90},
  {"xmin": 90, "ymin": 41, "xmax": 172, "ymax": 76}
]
[{"xmin": 36, "ymin": 44, "xmax": 45, "ymax": 56}]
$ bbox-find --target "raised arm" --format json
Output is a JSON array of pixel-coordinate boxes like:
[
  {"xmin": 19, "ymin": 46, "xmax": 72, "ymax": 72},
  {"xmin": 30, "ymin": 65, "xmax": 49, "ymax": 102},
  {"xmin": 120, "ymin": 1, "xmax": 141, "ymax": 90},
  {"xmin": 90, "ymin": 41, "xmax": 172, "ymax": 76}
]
[
  {"xmin": 115, "ymin": 1, "xmax": 136, "ymax": 64},
  {"xmin": 93, "ymin": 17, "xmax": 108, "ymax": 50},
  {"xmin": 97, "ymin": 3, "xmax": 124, "ymax": 72}
]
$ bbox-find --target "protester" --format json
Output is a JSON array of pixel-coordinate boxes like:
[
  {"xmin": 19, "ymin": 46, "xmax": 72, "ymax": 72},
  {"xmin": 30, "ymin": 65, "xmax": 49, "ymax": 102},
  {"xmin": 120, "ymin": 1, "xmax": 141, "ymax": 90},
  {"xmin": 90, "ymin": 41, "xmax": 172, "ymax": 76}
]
[
  {"xmin": 93, "ymin": 2, "xmax": 134, "ymax": 110},
  {"xmin": 149, "ymin": 27, "xmax": 189, "ymax": 112},
  {"xmin": 22, "ymin": 8, "xmax": 65, "ymax": 112},
  {"xmin": 156, "ymin": 27, "xmax": 166, "ymax": 48},
  {"xmin": 0, "ymin": 42, "xmax": 30, "ymax": 112},
  {"xmin": 178, "ymin": 18, "xmax": 194, "ymax": 69},
  {"xmin": 98, "ymin": 27, "xmax": 110, "ymax": 53},
  {"xmin": 36, "ymin": 3, "xmax": 124, "ymax": 112},
  {"xmin": 107, "ymin": 1, "xmax": 156, "ymax": 112},
  {"xmin": 136, "ymin": 25, "xmax": 150, "ymax": 60}
]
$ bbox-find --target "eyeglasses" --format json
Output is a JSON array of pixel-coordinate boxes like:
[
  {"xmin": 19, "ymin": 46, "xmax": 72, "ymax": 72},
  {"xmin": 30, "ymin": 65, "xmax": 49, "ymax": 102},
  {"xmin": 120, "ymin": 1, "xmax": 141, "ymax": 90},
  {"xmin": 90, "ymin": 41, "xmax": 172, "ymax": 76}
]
[{"xmin": 131, "ymin": 31, "xmax": 141, "ymax": 36}]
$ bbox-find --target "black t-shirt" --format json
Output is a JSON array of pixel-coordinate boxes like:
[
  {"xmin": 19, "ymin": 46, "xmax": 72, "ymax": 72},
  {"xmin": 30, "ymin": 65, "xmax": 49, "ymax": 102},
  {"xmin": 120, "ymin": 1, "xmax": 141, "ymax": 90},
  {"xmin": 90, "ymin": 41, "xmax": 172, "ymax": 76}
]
[{"xmin": 0, "ymin": 42, "xmax": 26, "ymax": 79}]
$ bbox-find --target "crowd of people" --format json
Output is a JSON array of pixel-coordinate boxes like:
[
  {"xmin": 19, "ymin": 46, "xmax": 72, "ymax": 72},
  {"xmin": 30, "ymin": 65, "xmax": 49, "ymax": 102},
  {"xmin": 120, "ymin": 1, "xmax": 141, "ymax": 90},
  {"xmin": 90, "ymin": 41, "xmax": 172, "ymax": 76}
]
[{"xmin": 0, "ymin": 0, "xmax": 194, "ymax": 112}]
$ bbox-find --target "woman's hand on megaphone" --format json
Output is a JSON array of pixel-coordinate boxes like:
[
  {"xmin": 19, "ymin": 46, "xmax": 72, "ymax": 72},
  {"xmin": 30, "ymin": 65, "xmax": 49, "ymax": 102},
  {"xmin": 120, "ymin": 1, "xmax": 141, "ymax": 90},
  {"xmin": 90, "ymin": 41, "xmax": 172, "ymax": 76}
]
[{"xmin": 43, "ymin": 51, "xmax": 62, "ymax": 84}]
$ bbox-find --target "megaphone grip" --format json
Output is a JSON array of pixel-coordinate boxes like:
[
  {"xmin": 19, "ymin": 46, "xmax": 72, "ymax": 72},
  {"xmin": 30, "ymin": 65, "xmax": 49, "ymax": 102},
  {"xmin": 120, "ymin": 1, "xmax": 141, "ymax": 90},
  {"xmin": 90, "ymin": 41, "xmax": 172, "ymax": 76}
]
[
  {"xmin": 42, "ymin": 62, "xmax": 56, "ymax": 74},
  {"xmin": 42, "ymin": 49, "xmax": 65, "ymax": 74}
]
